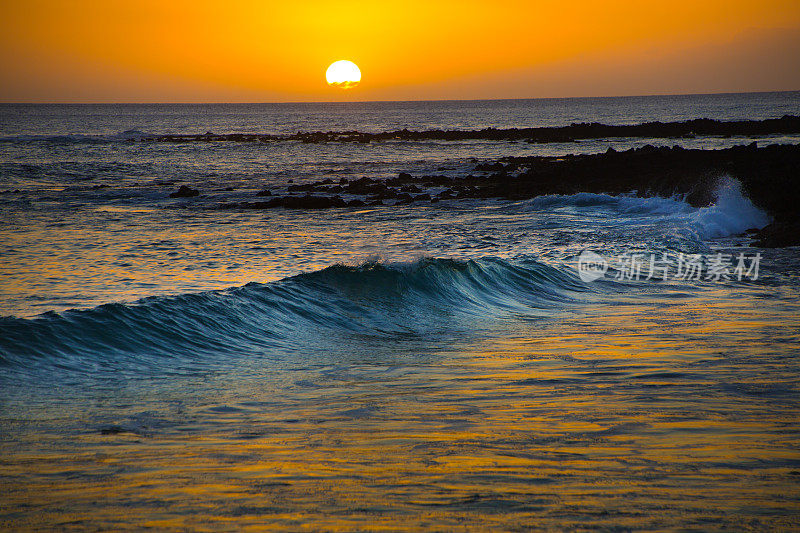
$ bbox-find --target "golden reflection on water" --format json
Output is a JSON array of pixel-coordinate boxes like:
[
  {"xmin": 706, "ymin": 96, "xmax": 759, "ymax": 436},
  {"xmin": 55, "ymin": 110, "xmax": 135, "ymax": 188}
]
[
  {"xmin": 2, "ymin": 206, "xmax": 455, "ymax": 316},
  {"xmin": 2, "ymin": 294, "xmax": 799, "ymax": 531}
]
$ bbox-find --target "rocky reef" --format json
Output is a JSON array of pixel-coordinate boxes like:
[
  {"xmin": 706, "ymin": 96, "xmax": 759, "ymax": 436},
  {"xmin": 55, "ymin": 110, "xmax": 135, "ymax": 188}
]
[
  {"xmin": 210, "ymin": 143, "xmax": 799, "ymax": 246},
  {"xmin": 148, "ymin": 116, "xmax": 800, "ymax": 144}
]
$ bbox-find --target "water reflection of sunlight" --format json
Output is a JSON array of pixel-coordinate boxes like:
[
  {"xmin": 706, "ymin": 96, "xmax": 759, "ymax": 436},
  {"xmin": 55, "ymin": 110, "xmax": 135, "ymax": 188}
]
[{"xmin": 3, "ymin": 290, "xmax": 798, "ymax": 529}]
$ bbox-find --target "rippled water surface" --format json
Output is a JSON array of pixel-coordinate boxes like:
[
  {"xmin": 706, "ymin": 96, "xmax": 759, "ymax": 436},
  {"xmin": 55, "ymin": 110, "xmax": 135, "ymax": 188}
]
[{"xmin": 1, "ymin": 95, "xmax": 799, "ymax": 530}]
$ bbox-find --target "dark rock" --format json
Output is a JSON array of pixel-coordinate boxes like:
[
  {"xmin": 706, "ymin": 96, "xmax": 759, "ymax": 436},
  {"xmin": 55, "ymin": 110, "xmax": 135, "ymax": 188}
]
[
  {"xmin": 281, "ymin": 195, "xmax": 347, "ymax": 209},
  {"xmin": 345, "ymin": 177, "xmax": 387, "ymax": 195},
  {"xmin": 367, "ymin": 192, "xmax": 394, "ymax": 201},
  {"xmin": 169, "ymin": 185, "xmax": 199, "ymax": 198},
  {"xmin": 241, "ymin": 200, "xmax": 277, "ymax": 209},
  {"xmin": 753, "ymin": 221, "xmax": 800, "ymax": 248},
  {"xmin": 287, "ymin": 183, "xmax": 317, "ymax": 192},
  {"xmin": 456, "ymin": 187, "xmax": 476, "ymax": 198},
  {"xmin": 422, "ymin": 175, "xmax": 454, "ymax": 186},
  {"xmin": 395, "ymin": 193, "xmax": 413, "ymax": 204},
  {"xmin": 475, "ymin": 162, "xmax": 505, "ymax": 172},
  {"xmin": 638, "ymin": 144, "xmax": 657, "ymax": 153},
  {"xmin": 256, "ymin": 189, "xmax": 272, "ymax": 196}
]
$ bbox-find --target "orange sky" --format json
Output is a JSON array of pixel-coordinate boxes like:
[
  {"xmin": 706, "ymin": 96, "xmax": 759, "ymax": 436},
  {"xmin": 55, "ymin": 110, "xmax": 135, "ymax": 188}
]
[{"xmin": 1, "ymin": 0, "xmax": 799, "ymax": 102}]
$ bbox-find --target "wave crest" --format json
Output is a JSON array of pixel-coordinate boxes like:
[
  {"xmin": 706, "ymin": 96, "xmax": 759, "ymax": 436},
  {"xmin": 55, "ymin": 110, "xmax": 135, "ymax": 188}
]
[{"xmin": 0, "ymin": 257, "xmax": 585, "ymax": 373}]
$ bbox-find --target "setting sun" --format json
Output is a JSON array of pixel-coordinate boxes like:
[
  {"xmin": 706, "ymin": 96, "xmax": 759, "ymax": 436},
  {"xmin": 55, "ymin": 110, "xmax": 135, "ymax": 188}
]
[{"xmin": 326, "ymin": 60, "xmax": 361, "ymax": 89}]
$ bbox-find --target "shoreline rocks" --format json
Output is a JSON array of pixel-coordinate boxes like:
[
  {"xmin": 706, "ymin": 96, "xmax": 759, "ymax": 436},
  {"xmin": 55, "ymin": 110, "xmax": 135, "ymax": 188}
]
[
  {"xmin": 169, "ymin": 185, "xmax": 199, "ymax": 198},
  {"xmin": 147, "ymin": 116, "xmax": 800, "ymax": 145},
  {"xmin": 752, "ymin": 221, "xmax": 800, "ymax": 248},
  {"xmin": 213, "ymin": 143, "xmax": 799, "ymax": 247}
]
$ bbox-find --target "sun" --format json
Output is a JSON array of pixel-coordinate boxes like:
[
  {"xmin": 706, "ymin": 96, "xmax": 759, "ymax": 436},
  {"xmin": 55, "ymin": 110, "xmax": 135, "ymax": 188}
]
[{"xmin": 326, "ymin": 60, "xmax": 361, "ymax": 89}]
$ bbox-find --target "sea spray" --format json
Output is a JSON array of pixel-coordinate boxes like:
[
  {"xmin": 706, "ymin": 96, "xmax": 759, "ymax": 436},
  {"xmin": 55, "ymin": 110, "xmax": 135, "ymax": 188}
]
[
  {"xmin": 523, "ymin": 177, "xmax": 769, "ymax": 240},
  {"xmin": 690, "ymin": 177, "xmax": 771, "ymax": 239}
]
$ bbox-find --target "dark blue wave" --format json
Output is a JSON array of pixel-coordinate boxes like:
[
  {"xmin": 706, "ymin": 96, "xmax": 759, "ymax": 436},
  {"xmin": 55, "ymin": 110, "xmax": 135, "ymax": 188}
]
[{"xmin": 0, "ymin": 257, "xmax": 589, "ymax": 374}]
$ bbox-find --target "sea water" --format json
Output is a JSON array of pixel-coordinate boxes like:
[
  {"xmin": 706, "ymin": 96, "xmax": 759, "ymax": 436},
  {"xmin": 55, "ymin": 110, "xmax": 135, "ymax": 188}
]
[{"xmin": 1, "ymin": 93, "xmax": 799, "ymax": 530}]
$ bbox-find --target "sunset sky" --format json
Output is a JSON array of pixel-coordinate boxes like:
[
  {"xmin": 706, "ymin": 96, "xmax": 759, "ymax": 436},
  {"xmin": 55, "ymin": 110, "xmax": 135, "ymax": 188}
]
[{"xmin": 1, "ymin": 0, "xmax": 799, "ymax": 102}]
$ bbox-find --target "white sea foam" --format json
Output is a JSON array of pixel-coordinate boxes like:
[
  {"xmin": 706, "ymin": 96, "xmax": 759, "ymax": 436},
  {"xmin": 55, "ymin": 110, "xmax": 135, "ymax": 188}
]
[
  {"xmin": 524, "ymin": 177, "xmax": 769, "ymax": 240},
  {"xmin": 525, "ymin": 191, "xmax": 694, "ymax": 216},
  {"xmin": 689, "ymin": 178, "xmax": 770, "ymax": 239}
]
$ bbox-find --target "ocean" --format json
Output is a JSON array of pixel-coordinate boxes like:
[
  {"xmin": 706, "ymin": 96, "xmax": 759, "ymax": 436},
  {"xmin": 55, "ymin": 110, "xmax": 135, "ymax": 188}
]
[{"xmin": 1, "ymin": 92, "xmax": 800, "ymax": 530}]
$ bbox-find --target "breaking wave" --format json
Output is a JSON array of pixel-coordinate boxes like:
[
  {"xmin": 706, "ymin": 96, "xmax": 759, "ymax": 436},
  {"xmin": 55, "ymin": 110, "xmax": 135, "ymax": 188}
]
[
  {"xmin": 0, "ymin": 257, "xmax": 587, "ymax": 374},
  {"xmin": 523, "ymin": 177, "xmax": 769, "ymax": 239}
]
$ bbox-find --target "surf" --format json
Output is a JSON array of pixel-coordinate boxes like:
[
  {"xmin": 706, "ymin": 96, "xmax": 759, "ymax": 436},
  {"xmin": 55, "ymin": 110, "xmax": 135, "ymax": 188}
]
[{"xmin": 0, "ymin": 257, "xmax": 588, "ymax": 374}]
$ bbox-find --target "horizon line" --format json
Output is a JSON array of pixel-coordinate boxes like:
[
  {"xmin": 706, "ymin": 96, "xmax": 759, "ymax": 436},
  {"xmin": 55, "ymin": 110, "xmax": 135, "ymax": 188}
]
[{"xmin": 1, "ymin": 89, "xmax": 799, "ymax": 106}]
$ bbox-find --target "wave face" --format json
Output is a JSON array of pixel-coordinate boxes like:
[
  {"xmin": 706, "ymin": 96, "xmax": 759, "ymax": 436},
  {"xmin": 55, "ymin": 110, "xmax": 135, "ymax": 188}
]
[{"xmin": 0, "ymin": 257, "xmax": 586, "ymax": 375}]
